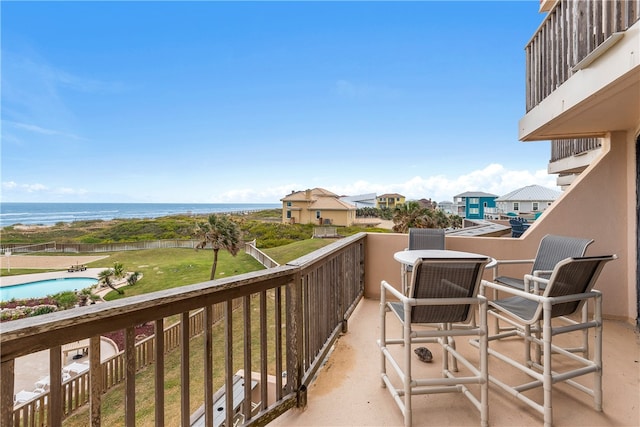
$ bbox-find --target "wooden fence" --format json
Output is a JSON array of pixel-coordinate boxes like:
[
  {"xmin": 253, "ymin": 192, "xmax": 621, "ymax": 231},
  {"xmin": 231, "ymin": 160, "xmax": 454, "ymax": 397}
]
[
  {"xmin": 1, "ymin": 240, "xmax": 200, "ymax": 254},
  {"xmin": 244, "ymin": 241, "xmax": 279, "ymax": 269}
]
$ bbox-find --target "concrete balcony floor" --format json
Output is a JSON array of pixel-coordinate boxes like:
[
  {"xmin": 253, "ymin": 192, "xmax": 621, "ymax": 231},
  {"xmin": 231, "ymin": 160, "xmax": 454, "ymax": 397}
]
[{"xmin": 272, "ymin": 298, "xmax": 640, "ymax": 427}]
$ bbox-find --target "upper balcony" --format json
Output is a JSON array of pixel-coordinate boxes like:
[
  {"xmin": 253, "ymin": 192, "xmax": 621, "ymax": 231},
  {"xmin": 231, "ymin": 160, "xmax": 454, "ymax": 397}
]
[
  {"xmin": 519, "ymin": 0, "xmax": 640, "ymax": 141},
  {"xmin": 2, "ymin": 232, "xmax": 638, "ymax": 426},
  {"xmin": 548, "ymin": 137, "xmax": 603, "ymax": 187}
]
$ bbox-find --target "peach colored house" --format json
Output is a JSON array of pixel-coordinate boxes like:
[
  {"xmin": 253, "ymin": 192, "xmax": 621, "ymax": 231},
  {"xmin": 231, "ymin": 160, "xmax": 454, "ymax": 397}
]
[{"xmin": 281, "ymin": 188, "xmax": 357, "ymax": 226}]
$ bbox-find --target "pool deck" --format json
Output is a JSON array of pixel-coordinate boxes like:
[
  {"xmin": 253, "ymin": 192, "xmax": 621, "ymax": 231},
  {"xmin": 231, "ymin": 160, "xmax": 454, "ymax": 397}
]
[
  {"xmin": 0, "ymin": 268, "xmax": 103, "ymax": 287},
  {"xmin": 13, "ymin": 338, "xmax": 119, "ymax": 393},
  {"xmin": 0, "ymin": 254, "xmax": 109, "ymax": 272}
]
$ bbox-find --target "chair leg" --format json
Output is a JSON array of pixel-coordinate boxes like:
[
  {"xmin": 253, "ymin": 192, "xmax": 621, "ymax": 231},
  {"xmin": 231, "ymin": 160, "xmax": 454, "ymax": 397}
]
[
  {"xmin": 492, "ymin": 287, "xmax": 501, "ymax": 334},
  {"xmin": 403, "ymin": 301, "xmax": 412, "ymax": 427},
  {"xmin": 534, "ymin": 318, "xmax": 542, "ymax": 365},
  {"xmin": 443, "ymin": 323, "xmax": 459, "ymax": 372},
  {"xmin": 542, "ymin": 302, "xmax": 553, "ymax": 427},
  {"xmin": 524, "ymin": 324, "xmax": 533, "ymax": 367},
  {"xmin": 594, "ymin": 294, "xmax": 603, "ymax": 411},
  {"xmin": 380, "ymin": 284, "xmax": 387, "ymax": 388},
  {"xmin": 581, "ymin": 302, "xmax": 589, "ymax": 359},
  {"xmin": 479, "ymin": 299, "xmax": 489, "ymax": 427}
]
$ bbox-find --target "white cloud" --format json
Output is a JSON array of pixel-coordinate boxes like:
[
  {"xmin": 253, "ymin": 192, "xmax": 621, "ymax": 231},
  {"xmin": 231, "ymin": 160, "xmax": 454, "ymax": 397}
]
[
  {"xmin": 2, "ymin": 181, "xmax": 88, "ymax": 199},
  {"xmin": 2, "ymin": 164, "xmax": 559, "ymax": 205},
  {"xmin": 200, "ymin": 164, "xmax": 558, "ymax": 205},
  {"xmin": 210, "ymin": 184, "xmax": 304, "ymax": 203},
  {"xmin": 54, "ymin": 187, "xmax": 88, "ymax": 196},
  {"xmin": 326, "ymin": 164, "xmax": 559, "ymax": 203},
  {"xmin": 5, "ymin": 120, "xmax": 85, "ymax": 140},
  {"xmin": 2, "ymin": 181, "xmax": 18, "ymax": 189},
  {"xmin": 23, "ymin": 183, "xmax": 48, "ymax": 193}
]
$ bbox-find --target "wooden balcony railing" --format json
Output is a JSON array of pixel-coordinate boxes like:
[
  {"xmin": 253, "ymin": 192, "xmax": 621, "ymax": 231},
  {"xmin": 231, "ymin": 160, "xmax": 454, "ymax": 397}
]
[
  {"xmin": 1, "ymin": 233, "xmax": 366, "ymax": 427},
  {"xmin": 525, "ymin": 0, "xmax": 640, "ymax": 112},
  {"xmin": 550, "ymin": 137, "xmax": 602, "ymax": 162}
]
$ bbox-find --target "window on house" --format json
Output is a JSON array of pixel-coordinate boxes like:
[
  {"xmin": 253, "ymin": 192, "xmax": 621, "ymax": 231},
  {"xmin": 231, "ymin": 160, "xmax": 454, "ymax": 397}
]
[
  {"xmin": 533, "ymin": 202, "xmax": 539, "ymax": 211},
  {"xmin": 286, "ymin": 210, "xmax": 291, "ymax": 219},
  {"xmin": 469, "ymin": 208, "xmax": 479, "ymax": 214},
  {"xmin": 316, "ymin": 211, "xmax": 321, "ymax": 219},
  {"xmin": 513, "ymin": 202, "xmax": 519, "ymax": 211},
  {"xmin": 483, "ymin": 202, "xmax": 488, "ymax": 208},
  {"xmin": 286, "ymin": 202, "xmax": 292, "ymax": 207}
]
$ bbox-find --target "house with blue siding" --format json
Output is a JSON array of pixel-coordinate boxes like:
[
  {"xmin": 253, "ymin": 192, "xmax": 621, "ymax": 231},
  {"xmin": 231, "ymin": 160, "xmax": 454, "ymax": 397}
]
[{"xmin": 453, "ymin": 191, "xmax": 498, "ymax": 219}]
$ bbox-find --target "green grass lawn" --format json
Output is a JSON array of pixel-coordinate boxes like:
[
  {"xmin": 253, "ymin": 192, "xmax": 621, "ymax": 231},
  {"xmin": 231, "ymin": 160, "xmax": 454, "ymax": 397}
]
[{"xmin": 93, "ymin": 248, "xmax": 267, "ymax": 301}]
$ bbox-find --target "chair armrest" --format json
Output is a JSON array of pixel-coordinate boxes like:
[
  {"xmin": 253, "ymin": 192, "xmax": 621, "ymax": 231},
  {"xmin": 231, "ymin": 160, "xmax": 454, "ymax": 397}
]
[
  {"xmin": 481, "ymin": 279, "xmax": 545, "ymax": 302},
  {"xmin": 524, "ymin": 274, "xmax": 549, "ymax": 293},
  {"xmin": 532, "ymin": 269, "xmax": 552, "ymax": 277},
  {"xmin": 494, "ymin": 258, "xmax": 535, "ymax": 266},
  {"xmin": 492, "ymin": 258, "xmax": 535, "ymax": 279},
  {"xmin": 381, "ymin": 280, "xmax": 406, "ymax": 301}
]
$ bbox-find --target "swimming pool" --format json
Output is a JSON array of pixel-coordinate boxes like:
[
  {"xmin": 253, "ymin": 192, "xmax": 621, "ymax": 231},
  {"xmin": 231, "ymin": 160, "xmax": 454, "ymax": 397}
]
[{"xmin": 0, "ymin": 277, "xmax": 98, "ymax": 301}]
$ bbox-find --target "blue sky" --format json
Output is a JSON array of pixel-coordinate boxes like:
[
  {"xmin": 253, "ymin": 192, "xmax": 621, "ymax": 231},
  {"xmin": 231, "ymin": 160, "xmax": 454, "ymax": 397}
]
[{"xmin": 1, "ymin": 0, "xmax": 555, "ymax": 204}]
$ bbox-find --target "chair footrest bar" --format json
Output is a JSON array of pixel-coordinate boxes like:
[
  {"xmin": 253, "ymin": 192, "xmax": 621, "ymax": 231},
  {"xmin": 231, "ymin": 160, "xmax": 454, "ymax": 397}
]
[
  {"xmin": 487, "ymin": 374, "xmax": 545, "ymax": 415},
  {"xmin": 414, "ymin": 376, "xmax": 482, "ymax": 387}
]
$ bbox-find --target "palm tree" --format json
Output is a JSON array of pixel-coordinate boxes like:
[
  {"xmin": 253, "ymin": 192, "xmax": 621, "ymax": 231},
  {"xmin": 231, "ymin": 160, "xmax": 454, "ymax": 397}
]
[
  {"xmin": 194, "ymin": 214, "xmax": 241, "ymax": 280},
  {"xmin": 449, "ymin": 214, "xmax": 463, "ymax": 229},
  {"xmin": 127, "ymin": 271, "xmax": 141, "ymax": 286},
  {"xmin": 112, "ymin": 262, "xmax": 125, "ymax": 280},
  {"xmin": 98, "ymin": 268, "xmax": 123, "ymax": 295},
  {"xmin": 392, "ymin": 201, "xmax": 428, "ymax": 233}
]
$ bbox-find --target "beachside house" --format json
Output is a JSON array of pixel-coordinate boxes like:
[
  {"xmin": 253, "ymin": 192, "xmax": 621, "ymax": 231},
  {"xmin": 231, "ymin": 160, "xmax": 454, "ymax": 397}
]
[
  {"xmin": 437, "ymin": 200, "xmax": 454, "ymax": 214},
  {"xmin": 3, "ymin": 3, "xmax": 638, "ymax": 427},
  {"xmin": 493, "ymin": 184, "xmax": 561, "ymax": 218},
  {"xmin": 453, "ymin": 191, "xmax": 498, "ymax": 219},
  {"xmin": 376, "ymin": 193, "xmax": 405, "ymax": 209},
  {"xmin": 281, "ymin": 188, "xmax": 357, "ymax": 226},
  {"xmin": 339, "ymin": 193, "xmax": 377, "ymax": 208}
]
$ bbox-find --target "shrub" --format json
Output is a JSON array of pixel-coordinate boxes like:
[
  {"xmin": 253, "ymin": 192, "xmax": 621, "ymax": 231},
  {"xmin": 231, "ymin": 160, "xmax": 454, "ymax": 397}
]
[
  {"xmin": 31, "ymin": 305, "xmax": 57, "ymax": 316},
  {"xmin": 51, "ymin": 291, "xmax": 78, "ymax": 309}
]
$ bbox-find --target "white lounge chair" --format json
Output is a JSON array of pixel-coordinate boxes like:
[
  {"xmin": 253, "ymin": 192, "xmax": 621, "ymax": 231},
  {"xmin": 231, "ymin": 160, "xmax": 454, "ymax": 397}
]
[{"xmin": 14, "ymin": 390, "xmax": 39, "ymax": 405}]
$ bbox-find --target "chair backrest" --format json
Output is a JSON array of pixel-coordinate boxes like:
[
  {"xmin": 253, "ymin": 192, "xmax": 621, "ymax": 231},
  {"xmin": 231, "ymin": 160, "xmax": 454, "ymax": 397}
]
[
  {"xmin": 531, "ymin": 235, "xmax": 594, "ymax": 276},
  {"xmin": 408, "ymin": 228, "xmax": 445, "ymax": 250},
  {"xmin": 537, "ymin": 255, "xmax": 617, "ymax": 319},
  {"xmin": 408, "ymin": 257, "xmax": 489, "ymax": 324}
]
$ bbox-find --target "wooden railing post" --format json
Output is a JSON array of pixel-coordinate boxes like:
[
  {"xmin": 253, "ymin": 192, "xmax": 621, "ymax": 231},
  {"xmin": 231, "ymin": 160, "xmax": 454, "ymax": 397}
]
[
  {"xmin": 124, "ymin": 328, "xmax": 135, "ymax": 426},
  {"xmin": 180, "ymin": 312, "xmax": 190, "ymax": 427},
  {"xmin": 1, "ymin": 360, "xmax": 14, "ymax": 427},
  {"xmin": 89, "ymin": 336, "xmax": 102, "ymax": 426},
  {"xmin": 49, "ymin": 345, "xmax": 62, "ymax": 427},
  {"xmin": 286, "ymin": 271, "xmax": 304, "ymax": 407}
]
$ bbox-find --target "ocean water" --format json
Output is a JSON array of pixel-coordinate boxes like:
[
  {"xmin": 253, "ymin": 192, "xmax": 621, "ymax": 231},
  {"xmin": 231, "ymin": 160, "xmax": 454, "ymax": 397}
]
[{"xmin": 0, "ymin": 202, "xmax": 281, "ymax": 227}]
